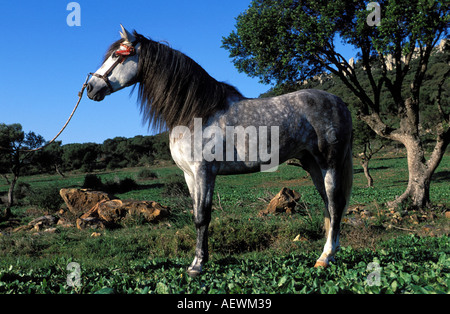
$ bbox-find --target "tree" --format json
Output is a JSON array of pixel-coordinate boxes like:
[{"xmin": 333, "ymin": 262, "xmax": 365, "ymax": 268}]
[
  {"xmin": 222, "ymin": 0, "xmax": 449, "ymax": 209},
  {"xmin": 61, "ymin": 143, "xmax": 100, "ymax": 172},
  {"xmin": 0, "ymin": 123, "xmax": 45, "ymax": 217},
  {"xmin": 32, "ymin": 141, "xmax": 65, "ymax": 177},
  {"xmin": 353, "ymin": 117, "xmax": 387, "ymax": 187}
]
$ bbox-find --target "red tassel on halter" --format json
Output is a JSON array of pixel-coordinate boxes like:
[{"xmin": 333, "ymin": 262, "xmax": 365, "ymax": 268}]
[{"xmin": 115, "ymin": 44, "xmax": 136, "ymax": 56}]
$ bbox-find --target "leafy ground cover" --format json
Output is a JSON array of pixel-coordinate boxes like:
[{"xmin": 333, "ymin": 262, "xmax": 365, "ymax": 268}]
[
  {"xmin": 0, "ymin": 235, "xmax": 448, "ymax": 294},
  {"xmin": 0, "ymin": 154, "xmax": 449, "ymax": 294}
]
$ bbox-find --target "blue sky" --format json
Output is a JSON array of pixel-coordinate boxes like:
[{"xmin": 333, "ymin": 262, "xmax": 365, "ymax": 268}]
[{"xmin": 1, "ymin": 1, "xmax": 357, "ymax": 144}]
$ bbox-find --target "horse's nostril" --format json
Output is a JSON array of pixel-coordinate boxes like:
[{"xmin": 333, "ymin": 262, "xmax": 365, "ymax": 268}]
[{"xmin": 86, "ymin": 83, "xmax": 92, "ymax": 93}]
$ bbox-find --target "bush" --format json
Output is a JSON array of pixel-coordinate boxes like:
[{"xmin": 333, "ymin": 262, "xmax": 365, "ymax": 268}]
[
  {"xmin": 28, "ymin": 185, "xmax": 63, "ymax": 212},
  {"xmin": 13, "ymin": 182, "xmax": 31, "ymax": 204},
  {"xmin": 137, "ymin": 169, "xmax": 158, "ymax": 180},
  {"xmin": 82, "ymin": 174, "xmax": 103, "ymax": 190},
  {"xmin": 103, "ymin": 176, "xmax": 138, "ymax": 194},
  {"xmin": 162, "ymin": 174, "xmax": 190, "ymax": 198},
  {"xmin": 81, "ymin": 174, "xmax": 138, "ymax": 194}
]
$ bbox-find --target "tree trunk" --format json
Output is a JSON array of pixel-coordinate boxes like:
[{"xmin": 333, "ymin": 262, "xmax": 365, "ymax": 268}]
[
  {"xmin": 361, "ymin": 159, "xmax": 374, "ymax": 188},
  {"xmin": 387, "ymin": 134, "xmax": 446, "ymax": 209},
  {"xmin": 361, "ymin": 97, "xmax": 449, "ymax": 210},
  {"xmin": 55, "ymin": 164, "xmax": 66, "ymax": 178},
  {"xmin": 2, "ymin": 174, "xmax": 17, "ymax": 219},
  {"xmin": 7, "ymin": 174, "xmax": 18, "ymax": 209}
]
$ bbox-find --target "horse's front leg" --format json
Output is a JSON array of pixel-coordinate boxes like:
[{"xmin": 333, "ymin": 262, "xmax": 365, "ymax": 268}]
[{"xmin": 186, "ymin": 171, "xmax": 215, "ymax": 278}]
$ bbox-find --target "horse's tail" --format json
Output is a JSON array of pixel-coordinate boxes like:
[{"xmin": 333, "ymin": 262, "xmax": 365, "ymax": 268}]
[
  {"xmin": 323, "ymin": 143, "xmax": 353, "ymax": 237},
  {"xmin": 342, "ymin": 144, "xmax": 353, "ymax": 214}
]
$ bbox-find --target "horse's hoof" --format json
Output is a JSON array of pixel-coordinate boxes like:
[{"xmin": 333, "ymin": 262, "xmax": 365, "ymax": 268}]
[
  {"xmin": 187, "ymin": 266, "xmax": 202, "ymax": 278},
  {"xmin": 314, "ymin": 260, "xmax": 328, "ymax": 268}
]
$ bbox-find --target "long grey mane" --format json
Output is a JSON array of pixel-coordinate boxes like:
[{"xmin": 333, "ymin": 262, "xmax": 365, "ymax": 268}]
[{"xmin": 105, "ymin": 31, "xmax": 244, "ymax": 131}]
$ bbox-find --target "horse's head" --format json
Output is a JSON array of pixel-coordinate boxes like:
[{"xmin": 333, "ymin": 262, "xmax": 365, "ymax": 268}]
[{"xmin": 87, "ymin": 25, "xmax": 140, "ymax": 101}]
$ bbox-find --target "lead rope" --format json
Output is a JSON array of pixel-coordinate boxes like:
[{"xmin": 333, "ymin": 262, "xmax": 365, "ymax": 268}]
[{"xmin": 1, "ymin": 73, "xmax": 91, "ymax": 153}]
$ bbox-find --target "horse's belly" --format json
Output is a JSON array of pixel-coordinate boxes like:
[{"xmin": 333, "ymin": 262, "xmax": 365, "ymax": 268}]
[{"xmin": 217, "ymin": 160, "xmax": 262, "ymax": 175}]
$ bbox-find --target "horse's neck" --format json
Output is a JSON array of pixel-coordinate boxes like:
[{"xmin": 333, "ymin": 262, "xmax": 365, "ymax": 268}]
[{"xmin": 226, "ymin": 93, "xmax": 247, "ymax": 107}]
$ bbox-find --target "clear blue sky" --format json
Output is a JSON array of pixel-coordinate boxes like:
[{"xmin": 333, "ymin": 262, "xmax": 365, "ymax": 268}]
[{"xmin": 1, "ymin": 1, "xmax": 357, "ymax": 145}]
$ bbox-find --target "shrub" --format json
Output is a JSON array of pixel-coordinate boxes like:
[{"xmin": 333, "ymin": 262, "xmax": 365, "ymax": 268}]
[
  {"xmin": 13, "ymin": 182, "xmax": 31, "ymax": 204},
  {"xmin": 82, "ymin": 174, "xmax": 103, "ymax": 190},
  {"xmin": 82, "ymin": 174, "xmax": 138, "ymax": 194},
  {"xmin": 28, "ymin": 185, "xmax": 63, "ymax": 212},
  {"xmin": 162, "ymin": 174, "xmax": 190, "ymax": 198},
  {"xmin": 103, "ymin": 176, "xmax": 138, "ymax": 194},
  {"xmin": 137, "ymin": 169, "xmax": 158, "ymax": 180}
]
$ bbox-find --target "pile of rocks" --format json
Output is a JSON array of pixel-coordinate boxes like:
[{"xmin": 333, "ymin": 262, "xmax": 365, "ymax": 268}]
[
  {"xmin": 60, "ymin": 188, "xmax": 169, "ymax": 230},
  {"xmin": 11, "ymin": 188, "xmax": 169, "ymax": 233}
]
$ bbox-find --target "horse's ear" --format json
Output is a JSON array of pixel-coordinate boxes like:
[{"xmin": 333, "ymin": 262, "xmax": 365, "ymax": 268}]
[{"xmin": 119, "ymin": 24, "xmax": 136, "ymax": 44}]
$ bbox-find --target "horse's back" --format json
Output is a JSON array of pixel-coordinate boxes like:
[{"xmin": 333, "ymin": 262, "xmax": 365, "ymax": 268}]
[{"xmin": 225, "ymin": 89, "xmax": 350, "ymax": 128}]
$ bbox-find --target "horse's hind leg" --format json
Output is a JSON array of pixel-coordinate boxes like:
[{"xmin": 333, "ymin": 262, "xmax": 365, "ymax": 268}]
[
  {"xmin": 299, "ymin": 155, "xmax": 333, "ymax": 264},
  {"xmin": 314, "ymin": 149, "xmax": 353, "ymax": 267},
  {"xmin": 313, "ymin": 168, "xmax": 344, "ymax": 267}
]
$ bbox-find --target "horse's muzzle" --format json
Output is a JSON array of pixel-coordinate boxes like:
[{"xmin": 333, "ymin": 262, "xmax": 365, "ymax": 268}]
[{"xmin": 86, "ymin": 81, "xmax": 108, "ymax": 102}]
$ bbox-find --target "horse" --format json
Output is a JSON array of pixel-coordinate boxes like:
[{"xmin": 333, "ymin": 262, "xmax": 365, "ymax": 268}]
[{"xmin": 86, "ymin": 25, "xmax": 353, "ymax": 277}]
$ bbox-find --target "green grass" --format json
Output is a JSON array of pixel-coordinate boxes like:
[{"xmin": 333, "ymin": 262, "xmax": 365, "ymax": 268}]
[{"xmin": 0, "ymin": 154, "xmax": 449, "ymax": 294}]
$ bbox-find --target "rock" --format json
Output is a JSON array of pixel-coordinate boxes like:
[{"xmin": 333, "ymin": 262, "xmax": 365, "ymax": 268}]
[
  {"xmin": 347, "ymin": 205, "xmax": 362, "ymax": 215},
  {"xmin": 59, "ymin": 188, "xmax": 116, "ymax": 216},
  {"xmin": 57, "ymin": 217, "xmax": 74, "ymax": 228},
  {"xmin": 28, "ymin": 215, "xmax": 59, "ymax": 227},
  {"xmin": 78, "ymin": 199, "xmax": 170, "ymax": 228},
  {"xmin": 123, "ymin": 200, "xmax": 170, "ymax": 223},
  {"xmin": 28, "ymin": 215, "xmax": 59, "ymax": 231},
  {"xmin": 43, "ymin": 227, "xmax": 58, "ymax": 234},
  {"xmin": 91, "ymin": 200, "xmax": 127, "ymax": 223},
  {"xmin": 94, "ymin": 199, "xmax": 169, "ymax": 224},
  {"xmin": 260, "ymin": 187, "xmax": 301, "ymax": 215},
  {"xmin": 293, "ymin": 234, "xmax": 308, "ymax": 242},
  {"xmin": 342, "ymin": 217, "xmax": 365, "ymax": 227},
  {"xmin": 76, "ymin": 217, "xmax": 108, "ymax": 230},
  {"xmin": 13, "ymin": 225, "xmax": 34, "ymax": 233}
]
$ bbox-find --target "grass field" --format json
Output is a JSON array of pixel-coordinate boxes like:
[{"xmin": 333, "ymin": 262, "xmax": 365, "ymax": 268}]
[{"xmin": 0, "ymin": 153, "xmax": 449, "ymax": 294}]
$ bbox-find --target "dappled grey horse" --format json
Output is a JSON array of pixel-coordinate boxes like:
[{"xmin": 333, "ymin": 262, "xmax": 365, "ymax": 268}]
[{"xmin": 86, "ymin": 26, "xmax": 353, "ymax": 277}]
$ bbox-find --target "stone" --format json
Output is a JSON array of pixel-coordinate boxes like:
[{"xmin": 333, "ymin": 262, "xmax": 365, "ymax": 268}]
[
  {"xmin": 95, "ymin": 200, "xmax": 128, "ymax": 223},
  {"xmin": 78, "ymin": 199, "xmax": 170, "ymax": 228},
  {"xmin": 28, "ymin": 215, "xmax": 59, "ymax": 227},
  {"xmin": 260, "ymin": 187, "xmax": 301, "ymax": 215},
  {"xmin": 57, "ymin": 217, "xmax": 74, "ymax": 228},
  {"xmin": 76, "ymin": 217, "xmax": 108, "ymax": 230},
  {"xmin": 59, "ymin": 188, "xmax": 116, "ymax": 216},
  {"xmin": 342, "ymin": 217, "xmax": 365, "ymax": 227},
  {"xmin": 293, "ymin": 234, "xmax": 308, "ymax": 242},
  {"xmin": 123, "ymin": 200, "xmax": 170, "ymax": 223},
  {"xmin": 28, "ymin": 215, "xmax": 59, "ymax": 231},
  {"xmin": 43, "ymin": 227, "xmax": 58, "ymax": 234},
  {"xmin": 13, "ymin": 225, "xmax": 34, "ymax": 233}
]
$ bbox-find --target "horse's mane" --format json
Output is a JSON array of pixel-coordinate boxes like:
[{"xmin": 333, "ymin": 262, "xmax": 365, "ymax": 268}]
[{"xmin": 105, "ymin": 31, "xmax": 243, "ymax": 131}]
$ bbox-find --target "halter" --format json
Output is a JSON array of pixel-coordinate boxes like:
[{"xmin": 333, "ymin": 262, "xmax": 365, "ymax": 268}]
[{"xmin": 90, "ymin": 41, "xmax": 138, "ymax": 93}]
